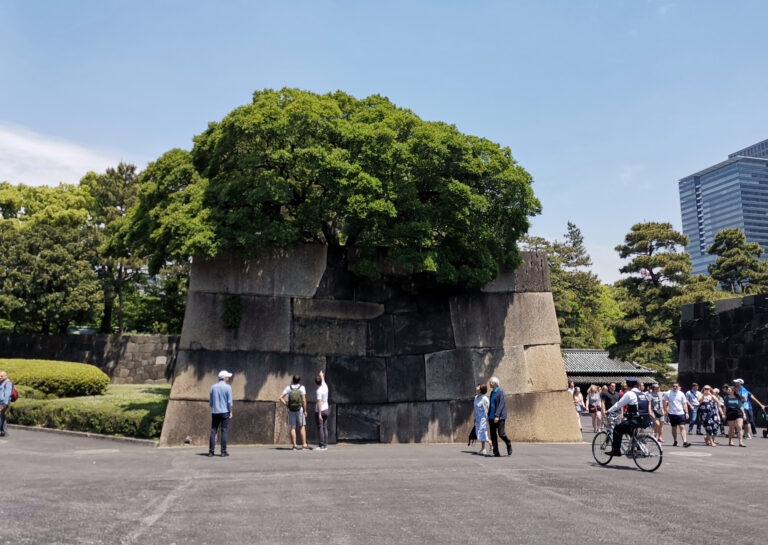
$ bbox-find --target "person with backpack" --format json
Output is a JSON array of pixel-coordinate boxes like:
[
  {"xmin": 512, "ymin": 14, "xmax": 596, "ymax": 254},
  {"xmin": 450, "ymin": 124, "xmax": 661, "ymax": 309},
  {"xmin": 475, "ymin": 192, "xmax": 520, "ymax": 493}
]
[
  {"xmin": 0, "ymin": 370, "xmax": 13, "ymax": 437},
  {"xmin": 279, "ymin": 375, "xmax": 312, "ymax": 451}
]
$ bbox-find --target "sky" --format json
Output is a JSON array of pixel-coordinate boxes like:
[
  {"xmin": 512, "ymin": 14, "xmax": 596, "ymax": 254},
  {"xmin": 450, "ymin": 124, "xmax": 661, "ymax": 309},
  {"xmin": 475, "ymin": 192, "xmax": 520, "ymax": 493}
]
[{"xmin": 2, "ymin": 0, "xmax": 767, "ymax": 283}]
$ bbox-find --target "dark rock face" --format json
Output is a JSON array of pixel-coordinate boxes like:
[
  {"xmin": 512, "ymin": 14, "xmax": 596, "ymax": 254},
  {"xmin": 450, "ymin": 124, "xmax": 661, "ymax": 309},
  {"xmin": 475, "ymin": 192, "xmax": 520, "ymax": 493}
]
[
  {"xmin": 160, "ymin": 247, "xmax": 580, "ymax": 446},
  {"xmin": 679, "ymin": 296, "xmax": 768, "ymax": 399}
]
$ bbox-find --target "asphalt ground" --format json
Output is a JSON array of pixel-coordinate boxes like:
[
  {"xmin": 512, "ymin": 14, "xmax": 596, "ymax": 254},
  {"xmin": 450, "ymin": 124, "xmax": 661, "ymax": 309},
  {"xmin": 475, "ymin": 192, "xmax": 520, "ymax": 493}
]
[{"xmin": 1, "ymin": 416, "xmax": 767, "ymax": 545}]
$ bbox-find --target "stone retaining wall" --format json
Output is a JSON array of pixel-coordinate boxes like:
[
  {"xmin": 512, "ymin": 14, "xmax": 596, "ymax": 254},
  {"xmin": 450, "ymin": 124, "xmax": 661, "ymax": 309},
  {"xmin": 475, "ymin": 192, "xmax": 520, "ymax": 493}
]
[
  {"xmin": 679, "ymin": 296, "xmax": 768, "ymax": 400},
  {"xmin": 160, "ymin": 246, "xmax": 580, "ymax": 446},
  {"xmin": 0, "ymin": 333, "xmax": 178, "ymax": 384}
]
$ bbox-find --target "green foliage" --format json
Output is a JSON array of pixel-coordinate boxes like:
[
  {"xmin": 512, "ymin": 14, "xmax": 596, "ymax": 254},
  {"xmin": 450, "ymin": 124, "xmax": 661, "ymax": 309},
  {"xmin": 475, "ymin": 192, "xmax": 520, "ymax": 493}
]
[
  {"xmin": 609, "ymin": 222, "xmax": 691, "ymax": 380},
  {"xmin": 7, "ymin": 384, "xmax": 169, "ymax": 440},
  {"xmin": 707, "ymin": 228, "xmax": 767, "ymax": 294},
  {"xmin": 122, "ymin": 263, "xmax": 189, "ymax": 335},
  {"xmin": 1, "ymin": 359, "xmax": 110, "ymax": 397},
  {"xmin": 521, "ymin": 223, "xmax": 618, "ymax": 349},
  {"xmin": 14, "ymin": 384, "xmax": 57, "ymax": 400},
  {"xmin": 127, "ymin": 88, "xmax": 540, "ymax": 288},
  {"xmin": 0, "ymin": 183, "xmax": 102, "ymax": 334}
]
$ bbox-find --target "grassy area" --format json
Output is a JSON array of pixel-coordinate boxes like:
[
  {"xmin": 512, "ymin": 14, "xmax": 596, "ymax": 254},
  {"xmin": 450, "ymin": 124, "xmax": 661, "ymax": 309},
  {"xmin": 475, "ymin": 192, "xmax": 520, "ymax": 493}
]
[{"xmin": 9, "ymin": 383, "xmax": 170, "ymax": 440}]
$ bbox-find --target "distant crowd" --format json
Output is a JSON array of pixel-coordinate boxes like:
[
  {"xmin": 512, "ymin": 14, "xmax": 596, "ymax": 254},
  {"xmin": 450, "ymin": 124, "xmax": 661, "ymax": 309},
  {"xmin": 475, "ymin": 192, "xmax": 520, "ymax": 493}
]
[{"xmin": 570, "ymin": 378, "xmax": 766, "ymax": 448}]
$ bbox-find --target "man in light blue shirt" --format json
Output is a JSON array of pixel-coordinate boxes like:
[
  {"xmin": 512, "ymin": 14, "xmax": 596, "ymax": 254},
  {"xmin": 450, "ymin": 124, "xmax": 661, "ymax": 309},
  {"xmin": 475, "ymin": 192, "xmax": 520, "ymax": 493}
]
[
  {"xmin": 209, "ymin": 370, "xmax": 234, "ymax": 457},
  {"xmin": 686, "ymin": 383, "xmax": 702, "ymax": 435},
  {"xmin": 734, "ymin": 378, "xmax": 765, "ymax": 439},
  {"xmin": 0, "ymin": 370, "xmax": 12, "ymax": 437}
]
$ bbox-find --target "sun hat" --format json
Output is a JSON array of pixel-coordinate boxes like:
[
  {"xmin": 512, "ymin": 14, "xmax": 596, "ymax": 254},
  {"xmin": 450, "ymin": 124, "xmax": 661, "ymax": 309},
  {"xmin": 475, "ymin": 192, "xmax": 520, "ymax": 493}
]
[{"xmin": 218, "ymin": 370, "xmax": 233, "ymax": 379}]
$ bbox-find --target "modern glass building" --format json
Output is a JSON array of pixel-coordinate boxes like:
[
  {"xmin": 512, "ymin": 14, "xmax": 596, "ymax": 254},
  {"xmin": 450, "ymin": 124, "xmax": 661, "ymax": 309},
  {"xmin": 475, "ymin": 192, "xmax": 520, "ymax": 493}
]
[{"xmin": 679, "ymin": 138, "xmax": 768, "ymax": 276}]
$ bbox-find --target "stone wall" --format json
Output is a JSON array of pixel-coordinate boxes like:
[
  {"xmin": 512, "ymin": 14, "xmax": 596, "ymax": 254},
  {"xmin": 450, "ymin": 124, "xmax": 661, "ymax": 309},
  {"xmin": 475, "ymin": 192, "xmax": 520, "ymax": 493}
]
[
  {"xmin": 160, "ymin": 246, "xmax": 580, "ymax": 446},
  {"xmin": 0, "ymin": 333, "xmax": 178, "ymax": 383},
  {"xmin": 679, "ymin": 296, "xmax": 768, "ymax": 400}
]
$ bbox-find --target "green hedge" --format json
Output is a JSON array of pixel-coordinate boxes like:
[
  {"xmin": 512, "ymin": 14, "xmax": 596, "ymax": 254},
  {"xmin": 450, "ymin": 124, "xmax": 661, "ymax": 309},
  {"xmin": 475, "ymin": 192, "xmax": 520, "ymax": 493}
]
[
  {"xmin": 1, "ymin": 359, "xmax": 110, "ymax": 397},
  {"xmin": 8, "ymin": 384, "xmax": 169, "ymax": 440}
]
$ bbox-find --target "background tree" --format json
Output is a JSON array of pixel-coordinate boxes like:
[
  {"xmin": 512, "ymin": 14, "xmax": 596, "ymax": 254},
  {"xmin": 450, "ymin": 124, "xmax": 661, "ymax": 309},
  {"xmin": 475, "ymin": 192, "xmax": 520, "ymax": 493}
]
[
  {"xmin": 609, "ymin": 222, "xmax": 691, "ymax": 380},
  {"xmin": 707, "ymin": 227, "xmax": 767, "ymax": 294},
  {"xmin": 0, "ymin": 183, "xmax": 102, "ymax": 333},
  {"xmin": 135, "ymin": 88, "xmax": 541, "ymax": 288},
  {"xmin": 81, "ymin": 163, "xmax": 144, "ymax": 334}
]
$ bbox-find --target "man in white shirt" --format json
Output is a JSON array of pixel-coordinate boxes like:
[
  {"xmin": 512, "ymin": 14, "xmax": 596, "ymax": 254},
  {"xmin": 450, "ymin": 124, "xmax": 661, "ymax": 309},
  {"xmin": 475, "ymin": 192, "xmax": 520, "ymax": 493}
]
[
  {"xmin": 663, "ymin": 382, "xmax": 692, "ymax": 447},
  {"xmin": 686, "ymin": 383, "xmax": 702, "ymax": 435},
  {"xmin": 315, "ymin": 370, "xmax": 330, "ymax": 450}
]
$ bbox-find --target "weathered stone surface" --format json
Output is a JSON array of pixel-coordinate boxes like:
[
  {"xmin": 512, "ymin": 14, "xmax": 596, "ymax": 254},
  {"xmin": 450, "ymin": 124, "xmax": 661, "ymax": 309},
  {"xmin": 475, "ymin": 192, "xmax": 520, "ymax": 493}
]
[
  {"xmin": 336, "ymin": 404, "xmax": 380, "ymax": 441},
  {"xmin": 274, "ymin": 403, "xmax": 337, "ymax": 446},
  {"xmin": 393, "ymin": 313, "xmax": 455, "ymax": 355},
  {"xmin": 314, "ymin": 266, "xmax": 355, "ymax": 300},
  {"xmin": 293, "ymin": 318, "xmax": 367, "ymax": 356},
  {"xmin": 482, "ymin": 251, "xmax": 551, "ymax": 293},
  {"xmin": 180, "ymin": 293, "xmax": 291, "ymax": 352},
  {"xmin": 503, "ymin": 292, "xmax": 561, "ymax": 347},
  {"xmin": 386, "ymin": 355, "xmax": 426, "ymax": 403},
  {"xmin": 424, "ymin": 348, "xmax": 508, "ymax": 400},
  {"xmin": 379, "ymin": 401, "xmax": 453, "ymax": 443},
  {"xmin": 170, "ymin": 349, "xmax": 325, "ymax": 402},
  {"xmin": 326, "ymin": 356, "xmax": 387, "ymax": 404},
  {"xmin": 450, "ymin": 292, "xmax": 510, "ymax": 348},
  {"xmin": 502, "ymin": 344, "xmax": 569, "ymax": 394},
  {"xmin": 449, "ymin": 399, "xmax": 475, "ymax": 444},
  {"xmin": 505, "ymin": 391, "xmax": 582, "ymax": 442},
  {"xmin": 367, "ymin": 315, "xmax": 394, "ymax": 357},
  {"xmin": 159, "ymin": 399, "xmax": 276, "ymax": 447},
  {"xmin": 679, "ymin": 339, "xmax": 715, "ymax": 374},
  {"xmin": 189, "ymin": 246, "xmax": 327, "ymax": 297},
  {"xmin": 293, "ymin": 299, "xmax": 384, "ymax": 320}
]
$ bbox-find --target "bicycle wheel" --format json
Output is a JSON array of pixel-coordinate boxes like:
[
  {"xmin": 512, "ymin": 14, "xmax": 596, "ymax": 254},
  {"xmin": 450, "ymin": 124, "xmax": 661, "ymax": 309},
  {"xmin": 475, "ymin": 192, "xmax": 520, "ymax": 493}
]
[
  {"xmin": 632, "ymin": 434, "xmax": 663, "ymax": 472},
  {"xmin": 592, "ymin": 431, "xmax": 613, "ymax": 465}
]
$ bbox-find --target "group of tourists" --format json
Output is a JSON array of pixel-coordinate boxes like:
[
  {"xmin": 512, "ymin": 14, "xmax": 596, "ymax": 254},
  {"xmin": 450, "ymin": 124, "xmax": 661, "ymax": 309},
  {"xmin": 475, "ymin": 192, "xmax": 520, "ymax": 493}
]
[
  {"xmin": 207, "ymin": 370, "xmax": 330, "ymax": 457},
  {"xmin": 472, "ymin": 377, "xmax": 513, "ymax": 457},
  {"xmin": 573, "ymin": 377, "xmax": 766, "ymax": 449}
]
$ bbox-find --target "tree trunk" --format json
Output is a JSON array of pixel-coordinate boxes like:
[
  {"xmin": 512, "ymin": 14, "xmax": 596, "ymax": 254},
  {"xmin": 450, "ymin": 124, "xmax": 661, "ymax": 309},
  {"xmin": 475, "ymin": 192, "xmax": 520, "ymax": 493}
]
[{"xmin": 117, "ymin": 264, "xmax": 125, "ymax": 335}]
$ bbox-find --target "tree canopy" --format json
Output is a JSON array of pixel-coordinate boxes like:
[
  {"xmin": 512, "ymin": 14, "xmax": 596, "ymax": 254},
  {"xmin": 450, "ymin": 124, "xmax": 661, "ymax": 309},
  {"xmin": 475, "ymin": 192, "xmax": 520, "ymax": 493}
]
[
  {"xmin": 707, "ymin": 227, "xmax": 767, "ymax": 294},
  {"xmin": 126, "ymin": 88, "xmax": 541, "ymax": 287}
]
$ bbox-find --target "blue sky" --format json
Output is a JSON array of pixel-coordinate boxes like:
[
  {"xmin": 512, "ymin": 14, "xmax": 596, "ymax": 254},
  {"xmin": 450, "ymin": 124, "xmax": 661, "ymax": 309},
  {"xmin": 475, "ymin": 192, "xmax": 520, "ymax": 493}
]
[{"xmin": 2, "ymin": 0, "xmax": 767, "ymax": 283}]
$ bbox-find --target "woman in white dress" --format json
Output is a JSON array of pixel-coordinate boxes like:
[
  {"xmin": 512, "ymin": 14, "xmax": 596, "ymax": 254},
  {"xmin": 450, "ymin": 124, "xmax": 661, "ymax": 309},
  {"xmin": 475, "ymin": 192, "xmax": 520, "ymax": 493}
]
[{"xmin": 474, "ymin": 384, "xmax": 490, "ymax": 455}]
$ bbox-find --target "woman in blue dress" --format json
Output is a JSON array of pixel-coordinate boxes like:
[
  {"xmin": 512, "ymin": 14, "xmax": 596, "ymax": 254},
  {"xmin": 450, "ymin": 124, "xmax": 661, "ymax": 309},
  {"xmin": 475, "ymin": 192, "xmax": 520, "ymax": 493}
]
[{"xmin": 474, "ymin": 384, "xmax": 490, "ymax": 455}]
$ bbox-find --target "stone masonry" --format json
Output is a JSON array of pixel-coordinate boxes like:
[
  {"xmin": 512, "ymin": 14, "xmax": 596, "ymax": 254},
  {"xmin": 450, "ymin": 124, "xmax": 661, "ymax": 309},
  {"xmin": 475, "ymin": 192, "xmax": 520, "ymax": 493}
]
[
  {"xmin": 159, "ymin": 246, "xmax": 581, "ymax": 446},
  {"xmin": 0, "ymin": 333, "xmax": 178, "ymax": 384}
]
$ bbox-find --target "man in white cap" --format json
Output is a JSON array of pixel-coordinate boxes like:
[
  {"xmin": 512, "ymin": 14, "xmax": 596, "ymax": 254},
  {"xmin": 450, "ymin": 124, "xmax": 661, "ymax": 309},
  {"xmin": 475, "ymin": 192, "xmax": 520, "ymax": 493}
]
[
  {"xmin": 209, "ymin": 370, "xmax": 233, "ymax": 457},
  {"xmin": 734, "ymin": 378, "xmax": 765, "ymax": 439}
]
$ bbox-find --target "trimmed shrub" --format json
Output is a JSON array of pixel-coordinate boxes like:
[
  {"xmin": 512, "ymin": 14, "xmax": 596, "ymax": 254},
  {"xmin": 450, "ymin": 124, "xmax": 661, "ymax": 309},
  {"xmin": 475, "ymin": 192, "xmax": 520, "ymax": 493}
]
[
  {"xmin": 14, "ymin": 384, "xmax": 57, "ymax": 400},
  {"xmin": 7, "ymin": 384, "xmax": 169, "ymax": 440},
  {"xmin": 0, "ymin": 359, "xmax": 110, "ymax": 397}
]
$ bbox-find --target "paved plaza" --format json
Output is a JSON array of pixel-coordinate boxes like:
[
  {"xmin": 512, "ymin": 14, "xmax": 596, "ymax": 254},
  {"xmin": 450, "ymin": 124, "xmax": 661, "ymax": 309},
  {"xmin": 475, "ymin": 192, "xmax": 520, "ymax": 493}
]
[{"xmin": 1, "ymin": 420, "xmax": 766, "ymax": 545}]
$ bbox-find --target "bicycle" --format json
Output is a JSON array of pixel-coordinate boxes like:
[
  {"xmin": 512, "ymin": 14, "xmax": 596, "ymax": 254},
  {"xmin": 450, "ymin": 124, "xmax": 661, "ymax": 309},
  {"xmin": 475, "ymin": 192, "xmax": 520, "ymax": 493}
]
[{"xmin": 592, "ymin": 415, "xmax": 663, "ymax": 472}]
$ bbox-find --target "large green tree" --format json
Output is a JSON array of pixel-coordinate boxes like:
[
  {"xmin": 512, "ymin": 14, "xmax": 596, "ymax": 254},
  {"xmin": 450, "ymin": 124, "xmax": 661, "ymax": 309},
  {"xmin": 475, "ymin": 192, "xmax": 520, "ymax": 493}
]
[
  {"xmin": 81, "ymin": 163, "xmax": 145, "ymax": 334},
  {"xmin": 706, "ymin": 227, "xmax": 767, "ymax": 294},
  {"xmin": 0, "ymin": 183, "xmax": 102, "ymax": 334},
  {"xmin": 126, "ymin": 88, "xmax": 541, "ymax": 288},
  {"xmin": 609, "ymin": 222, "xmax": 691, "ymax": 379}
]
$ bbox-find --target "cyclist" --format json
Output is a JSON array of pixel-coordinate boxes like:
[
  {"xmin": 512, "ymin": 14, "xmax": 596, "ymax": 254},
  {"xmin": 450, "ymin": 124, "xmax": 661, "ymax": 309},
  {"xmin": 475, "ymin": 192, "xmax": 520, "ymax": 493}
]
[{"xmin": 606, "ymin": 377, "xmax": 653, "ymax": 457}]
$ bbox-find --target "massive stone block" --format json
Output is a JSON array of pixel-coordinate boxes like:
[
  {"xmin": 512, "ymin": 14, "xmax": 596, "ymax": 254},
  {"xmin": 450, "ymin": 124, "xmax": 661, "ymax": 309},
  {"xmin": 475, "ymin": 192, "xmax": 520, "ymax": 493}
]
[
  {"xmin": 161, "ymin": 246, "xmax": 578, "ymax": 446},
  {"xmin": 169, "ymin": 349, "xmax": 325, "ymax": 402},
  {"xmin": 189, "ymin": 245, "xmax": 327, "ymax": 297},
  {"xmin": 180, "ymin": 292, "xmax": 291, "ymax": 352}
]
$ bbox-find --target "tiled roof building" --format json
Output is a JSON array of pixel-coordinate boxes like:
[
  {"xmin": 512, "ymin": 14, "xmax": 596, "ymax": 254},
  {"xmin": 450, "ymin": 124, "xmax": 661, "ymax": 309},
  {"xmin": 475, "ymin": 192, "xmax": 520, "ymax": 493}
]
[{"xmin": 563, "ymin": 349, "xmax": 656, "ymax": 386}]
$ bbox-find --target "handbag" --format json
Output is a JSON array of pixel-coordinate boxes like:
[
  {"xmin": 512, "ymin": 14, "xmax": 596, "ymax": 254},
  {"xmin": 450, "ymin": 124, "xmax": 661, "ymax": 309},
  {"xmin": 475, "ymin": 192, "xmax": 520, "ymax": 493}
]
[{"xmin": 468, "ymin": 425, "xmax": 477, "ymax": 446}]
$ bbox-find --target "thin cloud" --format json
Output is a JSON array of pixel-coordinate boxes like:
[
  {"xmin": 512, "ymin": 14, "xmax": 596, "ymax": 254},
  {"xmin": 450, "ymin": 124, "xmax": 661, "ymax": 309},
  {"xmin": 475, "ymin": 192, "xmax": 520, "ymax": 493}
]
[{"xmin": 0, "ymin": 123, "xmax": 127, "ymax": 186}]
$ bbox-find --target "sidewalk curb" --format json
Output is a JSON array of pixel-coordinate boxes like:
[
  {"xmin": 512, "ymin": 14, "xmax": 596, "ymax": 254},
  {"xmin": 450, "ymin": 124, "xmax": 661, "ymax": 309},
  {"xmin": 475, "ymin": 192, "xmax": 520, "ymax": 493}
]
[{"xmin": 8, "ymin": 424, "xmax": 158, "ymax": 447}]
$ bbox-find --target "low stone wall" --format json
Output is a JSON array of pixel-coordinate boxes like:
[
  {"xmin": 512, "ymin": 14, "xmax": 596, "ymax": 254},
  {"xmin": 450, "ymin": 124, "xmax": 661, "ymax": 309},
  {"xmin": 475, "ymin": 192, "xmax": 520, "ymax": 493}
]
[
  {"xmin": 679, "ymin": 296, "xmax": 768, "ymax": 400},
  {"xmin": 160, "ymin": 246, "xmax": 580, "ymax": 446},
  {"xmin": 0, "ymin": 333, "xmax": 178, "ymax": 384}
]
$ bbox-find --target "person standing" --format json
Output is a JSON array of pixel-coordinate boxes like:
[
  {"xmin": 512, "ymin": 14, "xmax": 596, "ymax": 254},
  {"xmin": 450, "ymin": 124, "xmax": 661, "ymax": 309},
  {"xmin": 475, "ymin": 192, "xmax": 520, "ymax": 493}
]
[
  {"xmin": 280, "ymin": 375, "xmax": 312, "ymax": 451},
  {"xmin": 663, "ymin": 383, "xmax": 692, "ymax": 447},
  {"xmin": 648, "ymin": 383, "xmax": 665, "ymax": 443},
  {"xmin": 488, "ymin": 377, "xmax": 512, "ymax": 457},
  {"xmin": 723, "ymin": 385, "xmax": 747, "ymax": 447},
  {"xmin": 572, "ymin": 387, "xmax": 585, "ymax": 432},
  {"xmin": 0, "ymin": 370, "xmax": 12, "ymax": 437},
  {"xmin": 686, "ymin": 383, "xmax": 702, "ymax": 435},
  {"xmin": 208, "ymin": 370, "xmax": 233, "ymax": 457},
  {"xmin": 600, "ymin": 382, "xmax": 620, "ymax": 414},
  {"xmin": 315, "ymin": 371, "xmax": 329, "ymax": 450},
  {"xmin": 733, "ymin": 378, "xmax": 765, "ymax": 439},
  {"xmin": 474, "ymin": 384, "xmax": 490, "ymax": 455},
  {"xmin": 586, "ymin": 385, "xmax": 603, "ymax": 433},
  {"xmin": 698, "ymin": 386, "xmax": 723, "ymax": 447}
]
